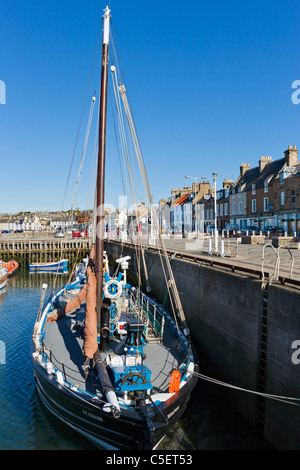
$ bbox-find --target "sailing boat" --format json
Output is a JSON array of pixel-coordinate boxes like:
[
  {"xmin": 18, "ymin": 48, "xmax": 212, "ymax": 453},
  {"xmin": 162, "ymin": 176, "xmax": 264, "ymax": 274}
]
[{"xmin": 31, "ymin": 7, "xmax": 197, "ymax": 450}]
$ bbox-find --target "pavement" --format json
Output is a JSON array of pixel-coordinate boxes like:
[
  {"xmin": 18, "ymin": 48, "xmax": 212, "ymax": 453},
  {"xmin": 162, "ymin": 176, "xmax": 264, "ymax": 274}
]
[{"xmin": 124, "ymin": 235, "xmax": 300, "ymax": 284}]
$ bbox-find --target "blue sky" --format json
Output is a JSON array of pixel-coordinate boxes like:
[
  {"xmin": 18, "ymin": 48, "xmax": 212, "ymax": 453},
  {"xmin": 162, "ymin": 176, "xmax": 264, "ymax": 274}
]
[{"xmin": 1, "ymin": 0, "xmax": 300, "ymax": 213}]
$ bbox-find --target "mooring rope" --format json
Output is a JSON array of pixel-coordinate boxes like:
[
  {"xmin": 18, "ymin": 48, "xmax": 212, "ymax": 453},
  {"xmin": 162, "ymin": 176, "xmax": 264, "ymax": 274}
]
[{"xmin": 191, "ymin": 369, "xmax": 300, "ymax": 406}]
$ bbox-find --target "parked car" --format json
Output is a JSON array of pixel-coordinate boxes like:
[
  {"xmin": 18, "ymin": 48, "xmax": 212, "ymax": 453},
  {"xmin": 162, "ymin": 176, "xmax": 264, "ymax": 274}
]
[
  {"xmin": 224, "ymin": 224, "xmax": 241, "ymax": 235},
  {"xmin": 2, "ymin": 230, "xmax": 10, "ymax": 233},
  {"xmin": 162, "ymin": 225, "xmax": 174, "ymax": 235},
  {"xmin": 14, "ymin": 229, "xmax": 23, "ymax": 233},
  {"xmin": 54, "ymin": 230, "xmax": 65, "ymax": 238},
  {"xmin": 262, "ymin": 226, "xmax": 285, "ymax": 236},
  {"xmin": 241, "ymin": 225, "xmax": 260, "ymax": 235},
  {"xmin": 206, "ymin": 224, "xmax": 221, "ymax": 234}
]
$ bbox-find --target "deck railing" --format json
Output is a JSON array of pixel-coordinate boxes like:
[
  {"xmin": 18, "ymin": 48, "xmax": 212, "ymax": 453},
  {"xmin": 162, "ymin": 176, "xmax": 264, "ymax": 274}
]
[{"xmin": 129, "ymin": 289, "xmax": 165, "ymax": 342}]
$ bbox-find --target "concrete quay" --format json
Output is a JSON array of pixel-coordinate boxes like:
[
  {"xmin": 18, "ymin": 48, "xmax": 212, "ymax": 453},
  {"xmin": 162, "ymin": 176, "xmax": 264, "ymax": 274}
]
[
  {"xmin": 105, "ymin": 238, "xmax": 300, "ymax": 449},
  {"xmin": 120, "ymin": 234, "xmax": 300, "ymax": 285},
  {"xmin": 153, "ymin": 237, "xmax": 300, "ymax": 283}
]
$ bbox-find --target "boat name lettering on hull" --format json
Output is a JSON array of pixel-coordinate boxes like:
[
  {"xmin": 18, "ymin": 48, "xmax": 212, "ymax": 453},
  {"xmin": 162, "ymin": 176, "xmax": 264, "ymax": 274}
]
[{"xmin": 82, "ymin": 409, "xmax": 103, "ymax": 422}]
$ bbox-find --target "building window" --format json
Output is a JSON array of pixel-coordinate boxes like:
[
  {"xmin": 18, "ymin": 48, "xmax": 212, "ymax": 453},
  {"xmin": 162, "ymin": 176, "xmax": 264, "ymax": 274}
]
[
  {"xmin": 232, "ymin": 202, "xmax": 236, "ymax": 214},
  {"xmin": 206, "ymin": 210, "xmax": 209, "ymax": 219},
  {"xmin": 291, "ymin": 190, "xmax": 296, "ymax": 205},
  {"xmin": 220, "ymin": 204, "xmax": 223, "ymax": 216},
  {"xmin": 252, "ymin": 199, "xmax": 256, "ymax": 212},
  {"xmin": 252, "ymin": 184, "xmax": 256, "ymax": 195},
  {"xmin": 264, "ymin": 180, "xmax": 268, "ymax": 193},
  {"xmin": 280, "ymin": 191, "xmax": 284, "ymax": 206},
  {"xmin": 224, "ymin": 203, "xmax": 228, "ymax": 215},
  {"xmin": 238, "ymin": 201, "xmax": 242, "ymax": 214},
  {"xmin": 264, "ymin": 197, "xmax": 268, "ymax": 211},
  {"xmin": 279, "ymin": 173, "xmax": 284, "ymax": 185},
  {"xmin": 210, "ymin": 209, "xmax": 213, "ymax": 218}
]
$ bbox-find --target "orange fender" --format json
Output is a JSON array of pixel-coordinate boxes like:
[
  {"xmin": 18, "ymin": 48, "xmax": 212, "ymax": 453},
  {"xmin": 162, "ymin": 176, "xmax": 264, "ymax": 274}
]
[{"xmin": 169, "ymin": 370, "xmax": 181, "ymax": 393}]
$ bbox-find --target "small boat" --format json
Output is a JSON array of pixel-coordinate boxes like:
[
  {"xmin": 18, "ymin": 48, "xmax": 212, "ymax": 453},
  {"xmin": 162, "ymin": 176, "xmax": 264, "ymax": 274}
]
[
  {"xmin": 0, "ymin": 265, "xmax": 7, "ymax": 290},
  {"xmin": 29, "ymin": 259, "xmax": 69, "ymax": 271},
  {"xmin": 29, "ymin": 267, "xmax": 68, "ymax": 275},
  {"xmin": 31, "ymin": 6, "xmax": 197, "ymax": 450},
  {"xmin": 0, "ymin": 259, "xmax": 19, "ymax": 277}
]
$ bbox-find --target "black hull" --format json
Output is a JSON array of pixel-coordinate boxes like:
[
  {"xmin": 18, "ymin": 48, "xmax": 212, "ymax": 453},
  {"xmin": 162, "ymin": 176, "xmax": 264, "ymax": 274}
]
[{"xmin": 32, "ymin": 345, "xmax": 198, "ymax": 450}]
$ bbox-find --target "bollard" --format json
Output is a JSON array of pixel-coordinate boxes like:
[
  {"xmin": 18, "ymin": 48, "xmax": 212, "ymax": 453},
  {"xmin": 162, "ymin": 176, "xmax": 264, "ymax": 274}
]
[
  {"xmin": 285, "ymin": 231, "xmax": 287, "ymax": 237},
  {"xmin": 220, "ymin": 239, "xmax": 225, "ymax": 257},
  {"xmin": 208, "ymin": 238, "xmax": 212, "ymax": 255},
  {"xmin": 214, "ymin": 230, "xmax": 218, "ymax": 255}
]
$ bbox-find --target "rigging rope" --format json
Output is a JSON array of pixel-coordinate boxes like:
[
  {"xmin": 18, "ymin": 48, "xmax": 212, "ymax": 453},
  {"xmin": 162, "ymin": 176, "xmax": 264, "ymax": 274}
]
[
  {"xmin": 61, "ymin": 21, "xmax": 102, "ymax": 212},
  {"xmin": 71, "ymin": 94, "xmax": 97, "ymax": 216},
  {"xmin": 115, "ymin": 81, "xmax": 187, "ymax": 330}
]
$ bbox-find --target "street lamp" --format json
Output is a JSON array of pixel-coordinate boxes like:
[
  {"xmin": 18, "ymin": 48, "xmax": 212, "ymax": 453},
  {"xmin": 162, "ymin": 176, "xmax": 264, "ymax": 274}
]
[
  {"xmin": 212, "ymin": 172, "xmax": 218, "ymax": 254},
  {"xmin": 185, "ymin": 176, "xmax": 206, "ymax": 233}
]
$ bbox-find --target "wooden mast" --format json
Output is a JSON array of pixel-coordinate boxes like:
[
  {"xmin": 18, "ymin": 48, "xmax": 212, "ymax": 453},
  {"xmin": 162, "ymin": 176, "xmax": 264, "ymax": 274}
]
[{"xmin": 95, "ymin": 6, "xmax": 110, "ymax": 342}]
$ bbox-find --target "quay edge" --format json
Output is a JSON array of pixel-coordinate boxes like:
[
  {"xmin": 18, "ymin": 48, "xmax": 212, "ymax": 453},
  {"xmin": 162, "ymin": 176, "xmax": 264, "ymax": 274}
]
[{"xmin": 105, "ymin": 239, "xmax": 300, "ymax": 450}]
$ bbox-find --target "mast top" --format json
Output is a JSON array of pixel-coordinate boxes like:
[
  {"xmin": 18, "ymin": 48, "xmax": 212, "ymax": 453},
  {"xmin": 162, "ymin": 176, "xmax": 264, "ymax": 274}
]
[{"xmin": 103, "ymin": 6, "xmax": 111, "ymax": 45}]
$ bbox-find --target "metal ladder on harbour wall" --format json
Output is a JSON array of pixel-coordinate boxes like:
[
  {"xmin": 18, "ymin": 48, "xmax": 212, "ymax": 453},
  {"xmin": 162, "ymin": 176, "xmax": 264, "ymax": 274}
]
[
  {"xmin": 255, "ymin": 243, "xmax": 294, "ymax": 430},
  {"xmin": 256, "ymin": 279, "xmax": 269, "ymax": 430}
]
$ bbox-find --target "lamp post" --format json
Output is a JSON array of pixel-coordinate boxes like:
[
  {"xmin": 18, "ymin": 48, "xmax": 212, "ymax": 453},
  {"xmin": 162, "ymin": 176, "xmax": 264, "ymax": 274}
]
[
  {"xmin": 185, "ymin": 175, "xmax": 206, "ymax": 233},
  {"xmin": 212, "ymin": 172, "xmax": 218, "ymax": 254}
]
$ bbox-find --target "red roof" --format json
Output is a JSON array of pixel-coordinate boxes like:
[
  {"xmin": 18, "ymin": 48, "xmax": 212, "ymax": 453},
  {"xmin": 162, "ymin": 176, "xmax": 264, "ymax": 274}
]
[{"xmin": 171, "ymin": 194, "xmax": 189, "ymax": 207}]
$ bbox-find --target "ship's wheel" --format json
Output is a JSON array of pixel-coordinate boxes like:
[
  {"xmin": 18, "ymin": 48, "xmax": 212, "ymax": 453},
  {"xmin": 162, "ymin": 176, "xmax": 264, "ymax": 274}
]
[{"xmin": 121, "ymin": 372, "xmax": 148, "ymax": 397}]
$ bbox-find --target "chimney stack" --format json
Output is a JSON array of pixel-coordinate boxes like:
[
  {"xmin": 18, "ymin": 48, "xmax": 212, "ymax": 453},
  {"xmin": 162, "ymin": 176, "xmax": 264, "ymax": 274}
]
[
  {"xmin": 223, "ymin": 179, "xmax": 233, "ymax": 189},
  {"xmin": 259, "ymin": 156, "xmax": 273, "ymax": 173},
  {"xmin": 240, "ymin": 163, "xmax": 251, "ymax": 176},
  {"xmin": 284, "ymin": 145, "xmax": 298, "ymax": 167}
]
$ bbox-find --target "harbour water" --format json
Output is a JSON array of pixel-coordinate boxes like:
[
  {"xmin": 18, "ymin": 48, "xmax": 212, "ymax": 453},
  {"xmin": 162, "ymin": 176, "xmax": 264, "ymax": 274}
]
[{"xmin": 0, "ymin": 269, "xmax": 272, "ymax": 450}]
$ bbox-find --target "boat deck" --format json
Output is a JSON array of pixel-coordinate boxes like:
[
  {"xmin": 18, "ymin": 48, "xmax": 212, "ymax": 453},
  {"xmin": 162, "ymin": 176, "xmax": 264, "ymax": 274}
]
[{"xmin": 42, "ymin": 292, "xmax": 185, "ymax": 396}]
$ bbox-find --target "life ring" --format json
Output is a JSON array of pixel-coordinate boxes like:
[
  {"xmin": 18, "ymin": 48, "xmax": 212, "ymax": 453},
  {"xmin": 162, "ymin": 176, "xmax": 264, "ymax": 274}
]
[
  {"xmin": 103, "ymin": 279, "xmax": 122, "ymax": 299},
  {"xmin": 168, "ymin": 369, "xmax": 181, "ymax": 393}
]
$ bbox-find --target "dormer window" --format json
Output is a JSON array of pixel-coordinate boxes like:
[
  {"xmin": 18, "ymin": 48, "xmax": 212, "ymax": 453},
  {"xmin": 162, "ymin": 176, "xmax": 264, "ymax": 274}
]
[
  {"xmin": 279, "ymin": 173, "xmax": 284, "ymax": 185},
  {"xmin": 252, "ymin": 184, "xmax": 256, "ymax": 195}
]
